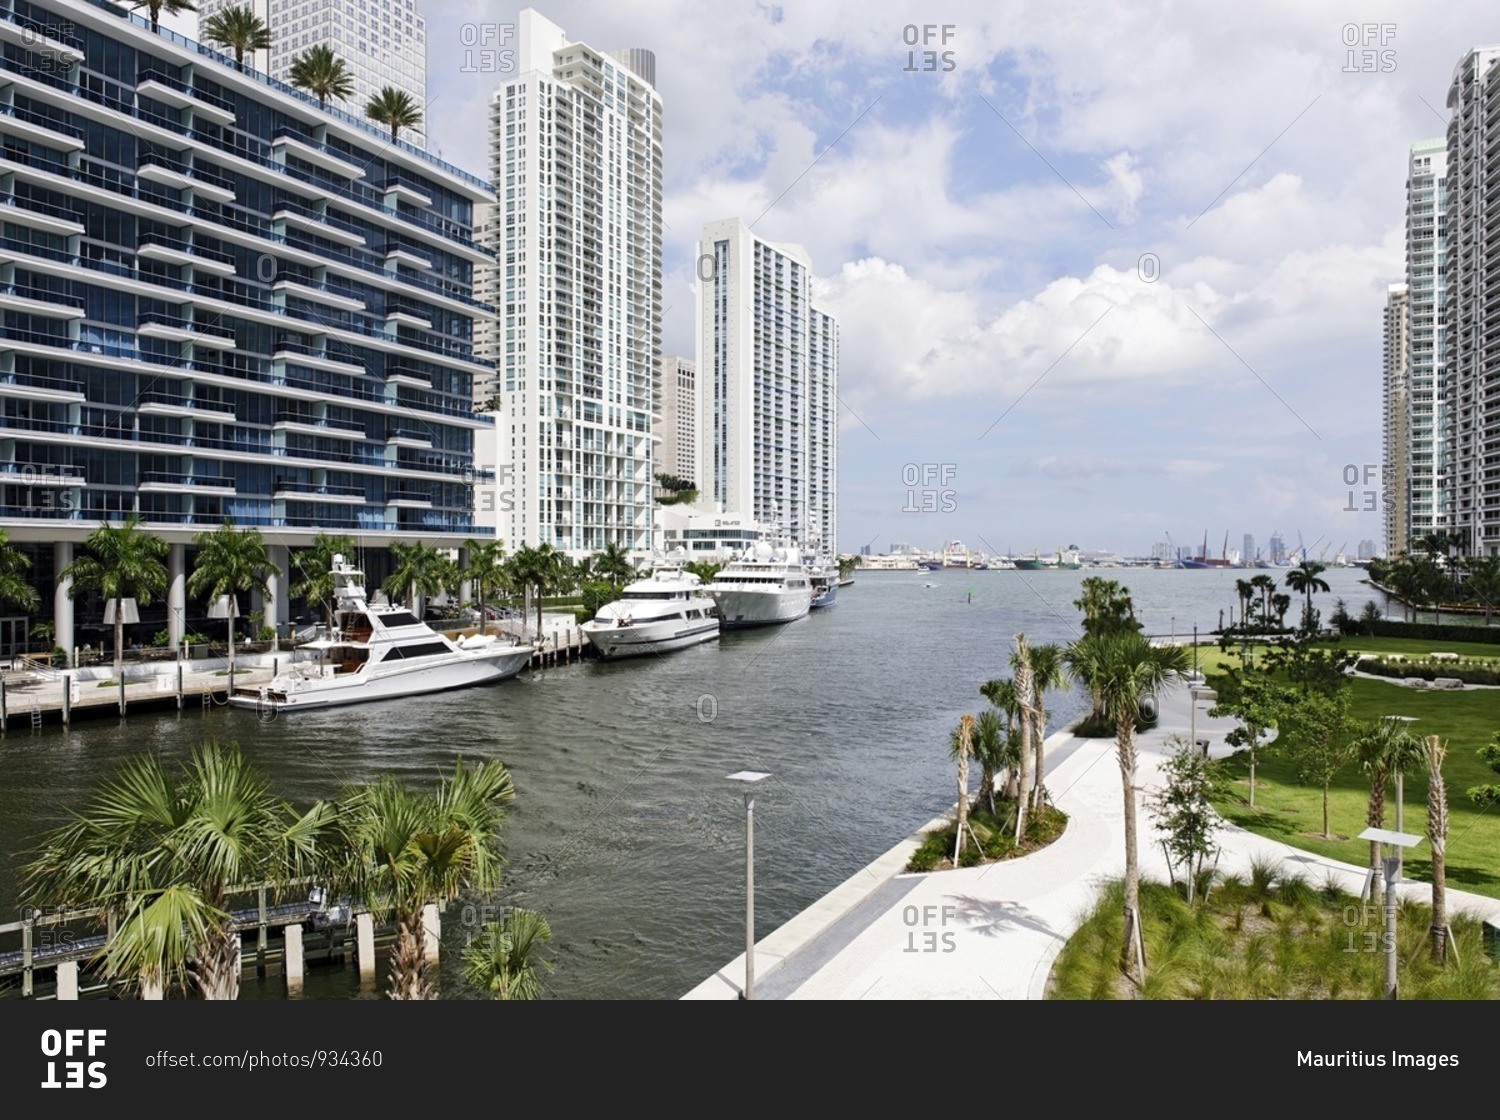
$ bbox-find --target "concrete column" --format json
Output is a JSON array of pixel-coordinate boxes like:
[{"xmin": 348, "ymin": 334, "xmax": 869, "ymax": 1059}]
[
  {"xmin": 266, "ymin": 544, "xmax": 289, "ymax": 636},
  {"xmin": 355, "ymin": 912, "xmax": 376, "ymax": 985},
  {"xmin": 53, "ymin": 542, "xmax": 74, "ymax": 658},
  {"xmin": 55, "ymin": 961, "xmax": 79, "ymax": 1000},
  {"xmin": 167, "ymin": 543, "xmax": 186, "ymax": 652},
  {"xmin": 421, "ymin": 903, "xmax": 441, "ymax": 964},
  {"xmin": 283, "ymin": 923, "xmax": 304, "ymax": 996}
]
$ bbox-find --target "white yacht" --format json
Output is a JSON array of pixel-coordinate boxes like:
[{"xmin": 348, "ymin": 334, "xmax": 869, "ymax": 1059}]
[
  {"xmin": 708, "ymin": 540, "xmax": 813, "ymax": 629},
  {"xmin": 805, "ymin": 553, "xmax": 837, "ymax": 608},
  {"xmin": 580, "ymin": 555, "xmax": 720, "ymax": 660},
  {"xmin": 229, "ymin": 554, "xmax": 533, "ymax": 714}
]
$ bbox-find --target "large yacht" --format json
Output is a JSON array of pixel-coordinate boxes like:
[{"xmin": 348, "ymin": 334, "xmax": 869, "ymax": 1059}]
[
  {"xmin": 805, "ymin": 553, "xmax": 838, "ymax": 608},
  {"xmin": 708, "ymin": 540, "xmax": 813, "ymax": 629},
  {"xmin": 229, "ymin": 555, "xmax": 533, "ymax": 714},
  {"xmin": 580, "ymin": 554, "xmax": 720, "ymax": 660}
]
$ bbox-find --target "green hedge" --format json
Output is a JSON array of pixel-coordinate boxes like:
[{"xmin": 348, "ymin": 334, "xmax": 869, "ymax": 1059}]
[
  {"xmin": 1357, "ymin": 657, "xmax": 1500, "ymax": 685},
  {"xmin": 1366, "ymin": 619, "xmax": 1500, "ymax": 643}
]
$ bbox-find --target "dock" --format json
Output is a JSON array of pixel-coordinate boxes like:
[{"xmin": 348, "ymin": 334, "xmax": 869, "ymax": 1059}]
[{"xmin": 0, "ymin": 658, "xmax": 281, "ymax": 731}]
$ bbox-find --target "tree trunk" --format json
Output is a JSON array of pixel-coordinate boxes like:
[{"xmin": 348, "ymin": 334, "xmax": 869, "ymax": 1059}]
[
  {"xmin": 113, "ymin": 602, "xmax": 124, "ymax": 678},
  {"xmin": 978, "ymin": 764, "xmax": 996, "ymax": 816},
  {"xmin": 1367, "ymin": 773, "xmax": 1387, "ymax": 907},
  {"xmin": 1117, "ymin": 711, "xmax": 1143, "ymax": 987},
  {"xmin": 386, "ymin": 916, "xmax": 434, "ymax": 1000},
  {"xmin": 1248, "ymin": 730, "xmax": 1257, "ymax": 808},
  {"xmin": 194, "ymin": 926, "xmax": 241, "ymax": 1000},
  {"xmin": 1322, "ymin": 781, "xmax": 1331, "ymax": 839},
  {"xmin": 954, "ymin": 716, "xmax": 971, "ymax": 864},
  {"xmin": 1012, "ymin": 637, "xmax": 1033, "ymax": 841},
  {"xmin": 1031, "ymin": 700, "xmax": 1046, "ymax": 811},
  {"xmin": 1425, "ymin": 737, "xmax": 1449, "ymax": 965}
]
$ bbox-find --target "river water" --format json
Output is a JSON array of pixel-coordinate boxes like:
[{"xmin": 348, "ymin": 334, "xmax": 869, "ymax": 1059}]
[{"xmin": 0, "ymin": 566, "xmax": 1382, "ymax": 999}]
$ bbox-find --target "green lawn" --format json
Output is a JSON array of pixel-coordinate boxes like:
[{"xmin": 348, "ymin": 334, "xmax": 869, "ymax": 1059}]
[
  {"xmin": 1311, "ymin": 635, "xmax": 1500, "ymax": 659},
  {"xmin": 1208, "ymin": 674, "xmax": 1500, "ymax": 900}
]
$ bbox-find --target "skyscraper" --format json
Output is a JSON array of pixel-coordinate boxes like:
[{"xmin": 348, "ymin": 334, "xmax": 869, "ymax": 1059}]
[
  {"xmin": 486, "ymin": 9, "xmax": 663, "ymax": 557},
  {"xmin": 655, "ymin": 356, "xmax": 697, "ymax": 487},
  {"xmin": 0, "ymin": 0, "xmax": 491, "ymax": 657},
  {"xmin": 198, "ymin": 0, "xmax": 429, "ymax": 148},
  {"xmin": 1382, "ymin": 283, "xmax": 1410, "ymax": 558},
  {"xmin": 1445, "ymin": 47, "xmax": 1500, "ymax": 555},
  {"xmin": 1402, "ymin": 139, "xmax": 1447, "ymax": 549},
  {"xmin": 695, "ymin": 217, "xmax": 838, "ymax": 553}
]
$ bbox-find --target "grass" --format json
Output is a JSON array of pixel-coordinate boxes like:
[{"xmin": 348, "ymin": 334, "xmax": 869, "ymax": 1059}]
[
  {"xmin": 1047, "ymin": 868, "xmax": 1500, "ymax": 999},
  {"xmin": 1208, "ymin": 674, "xmax": 1500, "ymax": 899},
  {"xmin": 906, "ymin": 802, "xmax": 1067, "ymax": 872},
  {"xmin": 1311, "ymin": 634, "xmax": 1500, "ymax": 658}
]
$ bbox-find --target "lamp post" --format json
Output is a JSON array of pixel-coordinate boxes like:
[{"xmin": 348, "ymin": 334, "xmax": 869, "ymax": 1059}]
[
  {"xmin": 1358, "ymin": 826, "xmax": 1423, "ymax": 999},
  {"xmin": 726, "ymin": 770, "xmax": 770, "ymax": 1000}
]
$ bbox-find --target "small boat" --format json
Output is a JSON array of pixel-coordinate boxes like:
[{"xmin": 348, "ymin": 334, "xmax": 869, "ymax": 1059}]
[
  {"xmin": 228, "ymin": 554, "xmax": 533, "ymax": 714},
  {"xmin": 805, "ymin": 552, "xmax": 838, "ymax": 608},
  {"xmin": 580, "ymin": 554, "xmax": 720, "ymax": 659}
]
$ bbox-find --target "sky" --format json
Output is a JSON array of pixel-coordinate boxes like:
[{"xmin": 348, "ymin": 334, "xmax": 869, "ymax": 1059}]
[{"xmin": 169, "ymin": 1, "xmax": 1490, "ymax": 561}]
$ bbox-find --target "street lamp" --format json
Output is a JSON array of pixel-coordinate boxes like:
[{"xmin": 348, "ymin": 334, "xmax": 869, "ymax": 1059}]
[
  {"xmin": 1357, "ymin": 826, "xmax": 1423, "ymax": 999},
  {"xmin": 726, "ymin": 770, "xmax": 770, "ymax": 1000},
  {"xmin": 1190, "ymin": 684, "xmax": 1217, "ymax": 758}
]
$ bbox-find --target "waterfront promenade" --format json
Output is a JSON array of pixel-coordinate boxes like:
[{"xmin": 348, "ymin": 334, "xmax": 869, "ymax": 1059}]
[{"xmin": 682, "ymin": 677, "xmax": 1500, "ymax": 999}]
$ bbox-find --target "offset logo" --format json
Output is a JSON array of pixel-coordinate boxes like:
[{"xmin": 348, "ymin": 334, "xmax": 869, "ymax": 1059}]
[{"xmin": 40, "ymin": 1029, "xmax": 106, "ymax": 1089}]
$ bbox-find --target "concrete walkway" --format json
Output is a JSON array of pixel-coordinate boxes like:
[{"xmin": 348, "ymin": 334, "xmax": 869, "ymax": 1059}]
[{"xmin": 682, "ymin": 677, "xmax": 1500, "ymax": 999}]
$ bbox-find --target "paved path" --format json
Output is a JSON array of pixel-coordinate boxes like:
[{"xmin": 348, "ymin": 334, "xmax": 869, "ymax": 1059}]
[{"xmin": 682, "ymin": 677, "xmax": 1500, "ymax": 999}]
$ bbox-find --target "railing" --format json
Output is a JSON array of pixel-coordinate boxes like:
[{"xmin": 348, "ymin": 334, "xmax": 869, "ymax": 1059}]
[
  {"xmin": 139, "ymin": 471, "xmax": 235, "ymax": 489},
  {"xmin": 137, "ymin": 233, "xmax": 237, "ymax": 270}
]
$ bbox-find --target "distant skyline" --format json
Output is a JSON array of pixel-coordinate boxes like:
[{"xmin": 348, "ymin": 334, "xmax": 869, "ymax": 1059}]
[{"xmin": 164, "ymin": 1, "xmax": 1491, "ymax": 556}]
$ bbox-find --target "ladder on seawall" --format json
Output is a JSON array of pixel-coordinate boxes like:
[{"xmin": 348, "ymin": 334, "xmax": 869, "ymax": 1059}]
[{"xmin": 29, "ymin": 698, "xmax": 41, "ymax": 731}]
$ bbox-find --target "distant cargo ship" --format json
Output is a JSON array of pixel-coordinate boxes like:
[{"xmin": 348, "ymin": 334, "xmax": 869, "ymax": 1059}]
[{"xmin": 1012, "ymin": 547, "xmax": 1082, "ymax": 571}]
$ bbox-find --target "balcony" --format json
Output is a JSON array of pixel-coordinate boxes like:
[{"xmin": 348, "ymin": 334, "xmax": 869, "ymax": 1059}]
[
  {"xmin": 0, "ymin": 10, "xmax": 82, "ymax": 61},
  {"xmin": 136, "ymin": 233, "xmax": 237, "ymax": 276},
  {"xmin": 379, "ymin": 244, "xmax": 431, "ymax": 270},
  {"xmin": 387, "ymin": 429, "xmax": 434, "ymax": 448},
  {"xmin": 271, "ymin": 275, "xmax": 365, "ymax": 313},
  {"xmin": 384, "ymin": 307, "xmax": 432, "ymax": 329},
  {"xmin": 136, "ymin": 69, "xmax": 236, "ymax": 127},
  {"xmin": 0, "ymin": 193, "xmax": 84, "ymax": 237},
  {"xmin": 0, "ymin": 372, "xmax": 84, "ymax": 403},
  {"xmin": 386, "ymin": 488, "xmax": 434, "ymax": 508},
  {"xmin": 137, "ymin": 313, "xmax": 238, "ymax": 350},
  {"xmin": 136, "ymin": 154, "xmax": 237, "ymax": 205},
  {"xmin": 271, "ymin": 128, "xmax": 367, "ymax": 179},
  {"xmin": 273, "ymin": 413, "xmax": 366, "ymax": 439},
  {"xmin": 384, "ymin": 365, "xmax": 431, "ymax": 388},
  {"xmin": 272, "ymin": 479, "xmax": 366, "ymax": 504},
  {"xmin": 0, "ymin": 462, "xmax": 84, "ymax": 487},
  {"xmin": 272, "ymin": 340, "xmax": 365, "ymax": 373},
  {"xmin": 272, "ymin": 201, "xmax": 368, "ymax": 249},
  {"xmin": 373, "ymin": 175, "xmax": 434, "ymax": 207},
  {"xmin": 0, "ymin": 102, "xmax": 84, "ymax": 152},
  {"xmin": 138, "ymin": 471, "xmax": 236, "ymax": 495},
  {"xmin": 0, "ymin": 283, "xmax": 83, "ymax": 319},
  {"xmin": 137, "ymin": 391, "xmax": 236, "ymax": 420}
]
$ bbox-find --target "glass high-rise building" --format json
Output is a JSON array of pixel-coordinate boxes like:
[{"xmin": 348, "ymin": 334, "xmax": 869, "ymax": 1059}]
[
  {"xmin": 0, "ymin": 0, "xmax": 493, "ymax": 656},
  {"xmin": 484, "ymin": 9, "xmax": 663, "ymax": 558},
  {"xmin": 1401, "ymin": 139, "xmax": 1446, "ymax": 550},
  {"xmin": 695, "ymin": 217, "xmax": 839, "ymax": 554},
  {"xmin": 1382, "ymin": 283, "xmax": 1410, "ymax": 558},
  {"xmin": 198, "ymin": 0, "xmax": 428, "ymax": 149}
]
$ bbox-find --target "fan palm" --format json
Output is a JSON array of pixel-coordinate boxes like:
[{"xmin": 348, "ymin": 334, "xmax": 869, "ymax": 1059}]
[
  {"xmin": 290, "ymin": 532, "xmax": 357, "ymax": 629},
  {"xmin": 1022, "ymin": 642, "xmax": 1067, "ymax": 809},
  {"xmin": 980, "ymin": 677, "xmax": 1024, "ymax": 800},
  {"xmin": 591, "ymin": 541, "xmax": 637, "ymax": 588},
  {"xmin": 1460, "ymin": 555, "xmax": 1500, "ymax": 625},
  {"xmin": 1352, "ymin": 716, "xmax": 1419, "ymax": 907},
  {"xmin": 967, "ymin": 706, "xmax": 1010, "ymax": 816},
  {"xmin": 1067, "ymin": 629, "xmax": 1188, "ymax": 986},
  {"xmin": 201, "ymin": 4, "xmax": 270, "ymax": 69},
  {"xmin": 288, "ymin": 44, "xmax": 354, "ymax": 108},
  {"xmin": 365, "ymin": 85, "xmax": 423, "ymax": 143},
  {"xmin": 131, "ymin": 0, "xmax": 196, "ymax": 33},
  {"xmin": 506, "ymin": 544, "xmax": 567, "ymax": 640},
  {"xmin": 462, "ymin": 908, "xmax": 554, "ymax": 999},
  {"xmin": 330, "ymin": 758, "xmax": 515, "ymax": 1000},
  {"xmin": 186, "ymin": 518, "xmax": 274, "ymax": 671},
  {"xmin": 0, "ymin": 528, "xmax": 40, "ymax": 613},
  {"xmin": 59, "ymin": 514, "xmax": 169, "ymax": 676},
  {"xmin": 22, "ymin": 741, "xmax": 335, "ymax": 999},
  {"xmin": 461, "ymin": 538, "xmax": 510, "ymax": 631}
]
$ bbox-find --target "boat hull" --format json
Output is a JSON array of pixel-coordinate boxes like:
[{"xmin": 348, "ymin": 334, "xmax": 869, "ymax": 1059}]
[
  {"xmin": 809, "ymin": 583, "xmax": 837, "ymax": 608},
  {"xmin": 711, "ymin": 589, "xmax": 810, "ymax": 629},
  {"xmin": 228, "ymin": 647, "xmax": 532, "ymax": 713},
  {"xmin": 582, "ymin": 618, "xmax": 720, "ymax": 659}
]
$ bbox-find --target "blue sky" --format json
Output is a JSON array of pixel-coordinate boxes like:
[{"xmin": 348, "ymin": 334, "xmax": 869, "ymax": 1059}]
[{"xmin": 172, "ymin": 1, "xmax": 1489, "ymax": 560}]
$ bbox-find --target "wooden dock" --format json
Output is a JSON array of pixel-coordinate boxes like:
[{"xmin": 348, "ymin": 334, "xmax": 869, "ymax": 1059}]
[{"xmin": 0, "ymin": 661, "xmax": 280, "ymax": 732}]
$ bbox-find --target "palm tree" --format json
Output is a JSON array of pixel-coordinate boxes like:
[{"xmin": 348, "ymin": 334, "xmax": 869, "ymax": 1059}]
[
  {"xmin": 131, "ymin": 0, "xmax": 196, "ymax": 33},
  {"xmin": 288, "ymin": 44, "xmax": 354, "ymax": 108},
  {"xmin": 1072, "ymin": 577, "xmax": 1142, "ymax": 639},
  {"xmin": 290, "ymin": 532, "xmax": 357, "ymax": 629},
  {"xmin": 980, "ymin": 677, "xmax": 1024, "ymax": 800},
  {"xmin": 1068, "ymin": 629, "xmax": 1188, "ymax": 987},
  {"xmin": 1023, "ymin": 642, "xmax": 1067, "ymax": 810},
  {"xmin": 1271, "ymin": 592, "xmax": 1292, "ymax": 630},
  {"xmin": 684, "ymin": 560, "xmax": 723, "ymax": 585},
  {"xmin": 1010, "ymin": 634, "xmax": 1035, "ymax": 840},
  {"xmin": 382, "ymin": 542, "xmax": 453, "ymax": 619},
  {"xmin": 1352, "ymin": 716, "xmax": 1419, "ymax": 907},
  {"xmin": 461, "ymin": 908, "xmax": 554, "ymax": 999},
  {"xmin": 1250, "ymin": 573, "xmax": 1277, "ymax": 624},
  {"xmin": 1233, "ymin": 578, "xmax": 1254, "ymax": 628},
  {"xmin": 461, "ymin": 538, "xmax": 510, "ymax": 632},
  {"xmin": 365, "ymin": 85, "xmax": 423, "ymax": 143},
  {"xmin": 201, "ymin": 4, "xmax": 270, "ymax": 69},
  {"xmin": 22, "ymin": 741, "xmax": 334, "ymax": 1000},
  {"xmin": 59, "ymin": 514, "xmax": 169, "ymax": 677},
  {"xmin": 331, "ymin": 758, "xmax": 515, "ymax": 1000},
  {"xmin": 0, "ymin": 528, "xmax": 40, "ymax": 614},
  {"xmin": 949, "ymin": 714, "xmax": 974, "ymax": 863},
  {"xmin": 968, "ymin": 707, "xmax": 1008, "ymax": 816},
  {"xmin": 186, "ymin": 518, "xmax": 273, "ymax": 672},
  {"xmin": 1460, "ymin": 555, "xmax": 1500, "ymax": 625},
  {"xmin": 506, "ymin": 544, "xmax": 566, "ymax": 641},
  {"xmin": 591, "ymin": 541, "xmax": 637, "ymax": 589},
  {"xmin": 1284, "ymin": 560, "xmax": 1330, "ymax": 634},
  {"xmin": 1422, "ymin": 735, "xmax": 1450, "ymax": 964}
]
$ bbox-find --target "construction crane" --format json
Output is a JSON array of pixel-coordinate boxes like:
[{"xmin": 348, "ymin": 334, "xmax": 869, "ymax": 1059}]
[{"xmin": 1164, "ymin": 530, "xmax": 1179, "ymax": 567}]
